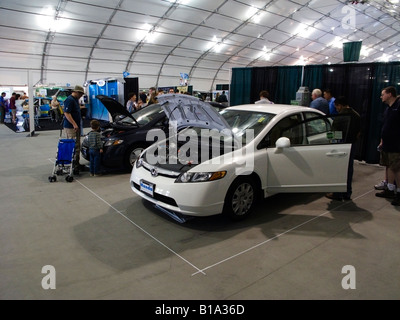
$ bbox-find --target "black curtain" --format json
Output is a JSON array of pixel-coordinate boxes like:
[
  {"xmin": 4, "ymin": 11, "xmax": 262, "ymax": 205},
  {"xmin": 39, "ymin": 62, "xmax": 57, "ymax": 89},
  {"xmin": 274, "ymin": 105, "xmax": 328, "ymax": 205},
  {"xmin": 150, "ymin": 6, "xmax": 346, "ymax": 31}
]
[
  {"xmin": 251, "ymin": 67, "xmax": 278, "ymax": 103},
  {"xmin": 230, "ymin": 61, "xmax": 400, "ymax": 163},
  {"xmin": 366, "ymin": 62, "xmax": 400, "ymax": 163},
  {"xmin": 274, "ymin": 66, "xmax": 302, "ymax": 104},
  {"xmin": 123, "ymin": 77, "xmax": 139, "ymax": 105}
]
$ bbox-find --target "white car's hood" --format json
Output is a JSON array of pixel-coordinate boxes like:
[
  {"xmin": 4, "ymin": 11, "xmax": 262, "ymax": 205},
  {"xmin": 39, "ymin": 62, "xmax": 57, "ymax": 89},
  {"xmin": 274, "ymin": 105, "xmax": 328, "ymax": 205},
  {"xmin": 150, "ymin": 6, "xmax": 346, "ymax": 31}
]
[{"xmin": 158, "ymin": 94, "xmax": 231, "ymax": 132}]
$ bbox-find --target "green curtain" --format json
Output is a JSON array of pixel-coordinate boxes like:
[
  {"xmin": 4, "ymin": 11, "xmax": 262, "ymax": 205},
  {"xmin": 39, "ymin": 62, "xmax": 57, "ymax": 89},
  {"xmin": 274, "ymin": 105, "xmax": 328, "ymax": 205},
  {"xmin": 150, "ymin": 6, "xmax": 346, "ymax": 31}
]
[
  {"xmin": 343, "ymin": 41, "xmax": 362, "ymax": 62},
  {"xmin": 303, "ymin": 65, "xmax": 324, "ymax": 94},
  {"xmin": 366, "ymin": 62, "xmax": 400, "ymax": 163},
  {"xmin": 274, "ymin": 66, "xmax": 302, "ymax": 104},
  {"xmin": 230, "ymin": 67, "xmax": 252, "ymax": 106}
]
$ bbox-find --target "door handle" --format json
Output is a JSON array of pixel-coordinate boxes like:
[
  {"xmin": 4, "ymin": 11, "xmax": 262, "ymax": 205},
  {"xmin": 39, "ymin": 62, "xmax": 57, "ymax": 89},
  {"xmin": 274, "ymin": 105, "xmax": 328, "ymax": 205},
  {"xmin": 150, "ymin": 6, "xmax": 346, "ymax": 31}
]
[{"xmin": 326, "ymin": 151, "xmax": 347, "ymax": 156}]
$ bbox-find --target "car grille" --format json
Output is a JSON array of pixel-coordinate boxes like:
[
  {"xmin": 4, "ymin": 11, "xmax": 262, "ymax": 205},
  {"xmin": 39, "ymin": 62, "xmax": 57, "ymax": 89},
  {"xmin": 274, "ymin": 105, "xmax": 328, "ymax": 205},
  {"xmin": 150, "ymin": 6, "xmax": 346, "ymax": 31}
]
[
  {"xmin": 133, "ymin": 182, "xmax": 178, "ymax": 207},
  {"xmin": 141, "ymin": 161, "xmax": 180, "ymax": 178}
]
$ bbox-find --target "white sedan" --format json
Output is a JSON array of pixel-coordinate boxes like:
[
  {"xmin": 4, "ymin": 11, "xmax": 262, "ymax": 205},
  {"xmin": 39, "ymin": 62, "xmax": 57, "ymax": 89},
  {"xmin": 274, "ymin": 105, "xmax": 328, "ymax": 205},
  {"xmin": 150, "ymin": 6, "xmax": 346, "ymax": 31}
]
[{"xmin": 130, "ymin": 94, "xmax": 351, "ymax": 222}]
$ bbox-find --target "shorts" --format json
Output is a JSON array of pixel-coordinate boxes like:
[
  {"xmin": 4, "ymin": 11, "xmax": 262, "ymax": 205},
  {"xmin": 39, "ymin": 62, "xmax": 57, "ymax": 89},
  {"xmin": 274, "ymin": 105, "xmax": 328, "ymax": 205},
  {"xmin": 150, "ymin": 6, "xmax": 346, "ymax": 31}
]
[{"xmin": 380, "ymin": 151, "xmax": 400, "ymax": 172}]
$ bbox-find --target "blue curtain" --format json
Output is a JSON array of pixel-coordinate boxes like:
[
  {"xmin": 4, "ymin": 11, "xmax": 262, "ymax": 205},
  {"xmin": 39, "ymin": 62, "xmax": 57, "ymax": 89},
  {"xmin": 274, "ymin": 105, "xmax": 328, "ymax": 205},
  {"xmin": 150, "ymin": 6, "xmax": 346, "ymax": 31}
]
[{"xmin": 230, "ymin": 67, "xmax": 252, "ymax": 106}]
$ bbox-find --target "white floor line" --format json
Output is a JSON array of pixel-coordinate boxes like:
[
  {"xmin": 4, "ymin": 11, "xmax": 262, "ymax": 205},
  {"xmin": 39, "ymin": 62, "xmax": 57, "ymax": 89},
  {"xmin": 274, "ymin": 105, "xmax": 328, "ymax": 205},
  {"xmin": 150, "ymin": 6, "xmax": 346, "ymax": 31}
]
[
  {"xmin": 75, "ymin": 178, "xmax": 206, "ymax": 275},
  {"xmin": 48, "ymin": 156, "xmax": 376, "ymax": 278},
  {"xmin": 47, "ymin": 158, "xmax": 205, "ymax": 275},
  {"xmin": 191, "ymin": 189, "xmax": 375, "ymax": 276}
]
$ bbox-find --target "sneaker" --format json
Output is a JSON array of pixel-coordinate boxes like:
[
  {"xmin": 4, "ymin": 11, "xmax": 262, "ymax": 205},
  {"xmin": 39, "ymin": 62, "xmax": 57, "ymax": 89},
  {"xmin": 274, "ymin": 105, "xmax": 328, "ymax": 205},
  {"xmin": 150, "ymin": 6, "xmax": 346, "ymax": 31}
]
[
  {"xmin": 375, "ymin": 189, "xmax": 396, "ymax": 199},
  {"xmin": 90, "ymin": 173, "xmax": 94, "ymax": 176},
  {"xmin": 374, "ymin": 180, "xmax": 387, "ymax": 190}
]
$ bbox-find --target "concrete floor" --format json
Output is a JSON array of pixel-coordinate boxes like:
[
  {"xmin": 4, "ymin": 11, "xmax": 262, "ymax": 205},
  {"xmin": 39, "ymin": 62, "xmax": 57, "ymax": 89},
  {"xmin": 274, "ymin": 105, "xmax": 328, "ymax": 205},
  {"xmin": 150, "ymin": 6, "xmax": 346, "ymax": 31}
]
[{"xmin": 0, "ymin": 123, "xmax": 399, "ymax": 300}]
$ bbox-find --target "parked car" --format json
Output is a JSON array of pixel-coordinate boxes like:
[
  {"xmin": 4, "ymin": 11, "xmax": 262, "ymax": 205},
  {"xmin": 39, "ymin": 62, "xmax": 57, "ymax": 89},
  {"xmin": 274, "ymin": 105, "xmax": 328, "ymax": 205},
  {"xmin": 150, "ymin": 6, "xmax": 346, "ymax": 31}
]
[
  {"xmin": 130, "ymin": 94, "xmax": 352, "ymax": 223},
  {"xmin": 81, "ymin": 94, "xmax": 227, "ymax": 172}
]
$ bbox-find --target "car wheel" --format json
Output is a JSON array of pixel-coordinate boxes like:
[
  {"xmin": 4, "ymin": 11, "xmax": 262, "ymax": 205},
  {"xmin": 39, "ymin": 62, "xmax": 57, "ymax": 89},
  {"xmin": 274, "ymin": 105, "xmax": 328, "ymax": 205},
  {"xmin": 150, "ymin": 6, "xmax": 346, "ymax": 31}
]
[
  {"xmin": 125, "ymin": 144, "xmax": 146, "ymax": 170},
  {"xmin": 223, "ymin": 177, "xmax": 257, "ymax": 221}
]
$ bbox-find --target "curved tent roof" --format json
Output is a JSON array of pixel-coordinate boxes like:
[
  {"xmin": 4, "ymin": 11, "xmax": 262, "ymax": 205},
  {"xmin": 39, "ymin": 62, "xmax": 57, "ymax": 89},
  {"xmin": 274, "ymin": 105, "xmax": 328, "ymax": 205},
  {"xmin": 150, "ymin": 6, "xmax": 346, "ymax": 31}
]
[{"xmin": 0, "ymin": 0, "xmax": 399, "ymax": 91}]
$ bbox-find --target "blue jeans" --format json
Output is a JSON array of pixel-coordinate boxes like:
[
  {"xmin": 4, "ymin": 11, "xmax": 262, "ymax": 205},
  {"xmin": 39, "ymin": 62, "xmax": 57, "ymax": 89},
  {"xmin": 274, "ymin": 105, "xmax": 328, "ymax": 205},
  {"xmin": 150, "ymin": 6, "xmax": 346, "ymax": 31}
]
[{"xmin": 89, "ymin": 148, "xmax": 101, "ymax": 174}]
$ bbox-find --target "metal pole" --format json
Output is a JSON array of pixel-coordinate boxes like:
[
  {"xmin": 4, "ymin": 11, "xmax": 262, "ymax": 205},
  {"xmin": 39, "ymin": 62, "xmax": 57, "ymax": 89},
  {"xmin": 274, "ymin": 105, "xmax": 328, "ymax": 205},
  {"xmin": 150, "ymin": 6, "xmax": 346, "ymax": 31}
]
[{"xmin": 28, "ymin": 70, "xmax": 35, "ymax": 136}]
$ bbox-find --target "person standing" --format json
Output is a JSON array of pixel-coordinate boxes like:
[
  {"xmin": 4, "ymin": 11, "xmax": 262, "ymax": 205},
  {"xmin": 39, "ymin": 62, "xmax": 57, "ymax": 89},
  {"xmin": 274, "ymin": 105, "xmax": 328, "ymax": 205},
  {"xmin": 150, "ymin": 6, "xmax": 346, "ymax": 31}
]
[
  {"xmin": 126, "ymin": 92, "xmax": 142, "ymax": 113},
  {"xmin": 375, "ymin": 86, "xmax": 400, "ymax": 206},
  {"xmin": 255, "ymin": 90, "xmax": 274, "ymax": 104},
  {"xmin": 50, "ymin": 95, "xmax": 61, "ymax": 122},
  {"xmin": 9, "ymin": 92, "xmax": 17, "ymax": 124},
  {"xmin": 310, "ymin": 88, "xmax": 329, "ymax": 115},
  {"xmin": 217, "ymin": 90, "xmax": 229, "ymax": 106},
  {"xmin": 325, "ymin": 96, "xmax": 361, "ymax": 201},
  {"xmin": 63, "ymin": 85, "xmax": 85, "ymax": 175},
  {"xmin": 323, "ymin": 88, "xmax": 337, "ymax": 115},
  {"xmin": 87, "ymin": 119, "xmax": 103, "ymax": 177},
  {"xmin": 0, "ymin": 92, "xmax": 6, "ymax": 123}
]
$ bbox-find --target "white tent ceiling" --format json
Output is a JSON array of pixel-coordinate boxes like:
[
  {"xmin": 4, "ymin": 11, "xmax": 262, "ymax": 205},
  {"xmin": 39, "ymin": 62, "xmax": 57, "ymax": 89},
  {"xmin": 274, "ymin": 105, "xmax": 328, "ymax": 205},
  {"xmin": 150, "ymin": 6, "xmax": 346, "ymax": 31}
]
[{"xmin": 0, "ymin": 0, "xmax": 399, "ymax": 91}]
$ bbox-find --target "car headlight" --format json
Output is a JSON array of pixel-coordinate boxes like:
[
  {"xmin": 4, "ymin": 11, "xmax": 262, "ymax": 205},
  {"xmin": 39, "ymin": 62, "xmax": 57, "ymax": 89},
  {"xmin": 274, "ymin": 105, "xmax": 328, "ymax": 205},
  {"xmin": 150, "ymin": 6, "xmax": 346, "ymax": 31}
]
[
  {"xmin": 175, "ymin": 171, "xmax": 226, "ymax": 183},
  {"xmin": 104, "ymin": 139, "xmax": 123, "ymax": 147}
]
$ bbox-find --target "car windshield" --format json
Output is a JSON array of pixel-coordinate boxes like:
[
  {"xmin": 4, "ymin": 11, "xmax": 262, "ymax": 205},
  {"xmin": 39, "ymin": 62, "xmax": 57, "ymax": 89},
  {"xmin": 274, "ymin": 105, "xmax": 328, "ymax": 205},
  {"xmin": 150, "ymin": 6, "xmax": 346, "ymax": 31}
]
[
  {"xmin": 177, "ymin": 109, "xmax": 275, "ymax": 146},
  {"xmin": 118, "ymin": 104, "xmax": 164, "ymax": 126},
  {"xmin": 220, "ymin": 109, "xmax": 275, "ymax": 144}
]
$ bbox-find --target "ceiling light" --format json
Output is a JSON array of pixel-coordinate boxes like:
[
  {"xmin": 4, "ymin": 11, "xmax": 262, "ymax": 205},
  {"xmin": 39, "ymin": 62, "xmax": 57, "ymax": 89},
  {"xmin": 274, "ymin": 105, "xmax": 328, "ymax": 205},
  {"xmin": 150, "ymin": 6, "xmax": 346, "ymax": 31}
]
[
  {"xmin": 37, "ymin": 6, "xmax": 69, "ymax": 31},
  {"xmin": 297, "ymin": 55, "xmax": 306, "ymax": 66},
  {"xmin": 246, "ymin": 6, "xmax": 258, "ymax": 19},
  {"xmin": 377, "ymin": 53, "xmax": 389, "ymax": 62}
]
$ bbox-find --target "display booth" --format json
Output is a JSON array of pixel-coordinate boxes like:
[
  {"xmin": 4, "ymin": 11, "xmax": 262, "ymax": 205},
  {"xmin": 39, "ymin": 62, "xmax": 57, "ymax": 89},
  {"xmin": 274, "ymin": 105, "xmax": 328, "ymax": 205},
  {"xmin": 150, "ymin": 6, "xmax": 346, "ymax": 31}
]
[{"xmin": 86, "ymin": 78, "xmax": 125, "ymax": 121}]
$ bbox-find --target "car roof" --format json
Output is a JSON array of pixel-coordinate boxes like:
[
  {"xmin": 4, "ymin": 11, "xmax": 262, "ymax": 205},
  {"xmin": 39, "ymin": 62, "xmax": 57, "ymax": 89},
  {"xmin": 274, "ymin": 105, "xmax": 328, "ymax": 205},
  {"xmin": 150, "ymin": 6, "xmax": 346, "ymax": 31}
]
[{"xmin": 224, "ymin": 104, "xmax": 324, "ymax": 116}]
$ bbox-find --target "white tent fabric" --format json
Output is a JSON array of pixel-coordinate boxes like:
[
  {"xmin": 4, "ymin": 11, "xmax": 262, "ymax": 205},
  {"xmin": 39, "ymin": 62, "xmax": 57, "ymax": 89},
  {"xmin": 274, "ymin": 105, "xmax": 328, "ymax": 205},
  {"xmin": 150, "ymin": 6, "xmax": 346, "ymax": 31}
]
[{"xmin": 0, "ymin": 0, "xmax": 399, "ymax": 91}]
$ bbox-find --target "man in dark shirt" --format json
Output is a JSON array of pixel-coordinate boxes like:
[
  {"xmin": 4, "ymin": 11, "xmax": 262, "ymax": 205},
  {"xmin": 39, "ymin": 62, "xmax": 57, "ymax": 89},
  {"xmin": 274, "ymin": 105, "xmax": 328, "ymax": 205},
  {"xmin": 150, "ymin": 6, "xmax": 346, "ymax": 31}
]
[
  {"xmin": 63, "ymin": 85, "xmax": 85, "ymax": 174},
  {"xmin": 0, "ymin": 92, "xmax": 6, "ymax": 123},
  {"xmin": 375, "ymin": 86, "xmax": 400, "ymax": 206},
  {"xmin": 326, "ymin": 96, "xmax": 361, "ymax": 201},
  {"xmin": 9, "ymin": 92, "xmax": 17, "ymax": 124}
]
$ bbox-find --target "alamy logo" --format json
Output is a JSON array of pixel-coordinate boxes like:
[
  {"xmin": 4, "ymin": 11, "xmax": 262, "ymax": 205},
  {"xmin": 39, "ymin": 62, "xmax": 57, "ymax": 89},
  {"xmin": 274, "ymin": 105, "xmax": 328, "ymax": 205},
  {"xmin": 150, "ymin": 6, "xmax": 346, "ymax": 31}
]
[
  {"xmin": 41, "ymin": 265, "xmax": 56, "ymax": 289},
  {"xmin": 341, "ymin": 5, "xmax": 356, "ymax": 30},
  {"xmin": 341, "ymin": 265, "xmax": 356, "ymax": 289}
]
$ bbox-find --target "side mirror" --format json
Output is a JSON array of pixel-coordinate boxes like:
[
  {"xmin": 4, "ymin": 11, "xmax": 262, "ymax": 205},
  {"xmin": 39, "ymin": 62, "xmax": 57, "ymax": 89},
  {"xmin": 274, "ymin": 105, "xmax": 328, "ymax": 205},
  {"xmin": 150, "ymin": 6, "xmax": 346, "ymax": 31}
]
[{"xmin": 276, "ymin": 137, "xmax": 291, "ymax": 148}]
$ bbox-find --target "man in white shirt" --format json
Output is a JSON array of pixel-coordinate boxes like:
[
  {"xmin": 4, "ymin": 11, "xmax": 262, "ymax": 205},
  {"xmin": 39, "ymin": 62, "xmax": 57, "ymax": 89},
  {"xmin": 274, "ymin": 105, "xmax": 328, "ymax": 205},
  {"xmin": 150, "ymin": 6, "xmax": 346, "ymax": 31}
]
[{"xmin": 255, "ymin": 90, "xmax": 274, "ymax": 104}]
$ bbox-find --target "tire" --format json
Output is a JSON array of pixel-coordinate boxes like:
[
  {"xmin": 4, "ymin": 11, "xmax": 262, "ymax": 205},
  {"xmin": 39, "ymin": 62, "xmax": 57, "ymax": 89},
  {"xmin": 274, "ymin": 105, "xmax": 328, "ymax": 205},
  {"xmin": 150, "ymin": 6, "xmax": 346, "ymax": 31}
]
[
  {"xmin": 66, "ymin": 175, "xmax": 74, "ymax": 182},
  {"xmin": 124, "ymin": 144, "xmax": 146, "ymax": 171},
  {"xmin": 223, "ymin": 177, "xmax": 258, "ymax": 221}
]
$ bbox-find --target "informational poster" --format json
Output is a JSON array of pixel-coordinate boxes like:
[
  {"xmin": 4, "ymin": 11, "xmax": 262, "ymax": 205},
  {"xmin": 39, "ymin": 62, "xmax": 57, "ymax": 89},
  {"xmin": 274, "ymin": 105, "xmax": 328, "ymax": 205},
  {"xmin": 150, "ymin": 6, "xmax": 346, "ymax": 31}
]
[
  {"xmin": 176, "ymin": 86, "xmax": 188, "ymax": 93},
  {"xmin": 179, "ymin": 73, "xmax": 189, "ymax": 86}
]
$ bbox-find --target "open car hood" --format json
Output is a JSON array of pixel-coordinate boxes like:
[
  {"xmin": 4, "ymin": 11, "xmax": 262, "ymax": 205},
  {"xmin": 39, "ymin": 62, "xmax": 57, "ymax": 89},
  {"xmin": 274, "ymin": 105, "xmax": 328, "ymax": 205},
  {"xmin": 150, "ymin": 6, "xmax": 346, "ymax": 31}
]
[
  {"xmin": 158, "ymin": 94, "xmax": 231, "ymax": 132},
  {"xmin": 96, "ymin": 94, "xmax": 136, "ymax": 122}
]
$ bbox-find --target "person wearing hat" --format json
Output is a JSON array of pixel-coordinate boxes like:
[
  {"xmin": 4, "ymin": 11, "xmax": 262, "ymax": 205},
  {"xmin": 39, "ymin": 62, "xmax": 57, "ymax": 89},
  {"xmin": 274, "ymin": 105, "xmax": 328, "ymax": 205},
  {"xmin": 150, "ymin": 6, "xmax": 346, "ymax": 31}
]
[{"xmin": 63, "ymin": 85, "xmax": 85, "ymax": 174}]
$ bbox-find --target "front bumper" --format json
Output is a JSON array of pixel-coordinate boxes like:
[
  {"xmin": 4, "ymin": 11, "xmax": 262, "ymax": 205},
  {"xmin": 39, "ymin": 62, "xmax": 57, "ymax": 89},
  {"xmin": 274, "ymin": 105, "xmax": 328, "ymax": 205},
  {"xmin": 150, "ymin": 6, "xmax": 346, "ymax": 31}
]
[{"xmin": 130, "ymin": 166, "xmax": 228, "ymax": 217}]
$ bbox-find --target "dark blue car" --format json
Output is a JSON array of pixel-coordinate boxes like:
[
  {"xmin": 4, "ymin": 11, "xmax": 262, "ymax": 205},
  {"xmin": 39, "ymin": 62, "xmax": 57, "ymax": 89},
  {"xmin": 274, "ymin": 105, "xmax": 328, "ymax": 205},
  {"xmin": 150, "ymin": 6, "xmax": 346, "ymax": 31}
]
[{"xmin": 81, "ymin": 94, "xmax": 226, "ymax": 172}]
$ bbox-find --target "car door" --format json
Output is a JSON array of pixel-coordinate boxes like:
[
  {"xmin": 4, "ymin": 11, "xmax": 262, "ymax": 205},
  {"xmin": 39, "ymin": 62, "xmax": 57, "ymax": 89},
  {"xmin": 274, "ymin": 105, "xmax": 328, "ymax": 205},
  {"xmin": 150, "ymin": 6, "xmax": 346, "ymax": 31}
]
[{"xmin": 265, "ymin": 112, "xmax": 351, "ymax": 193}]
